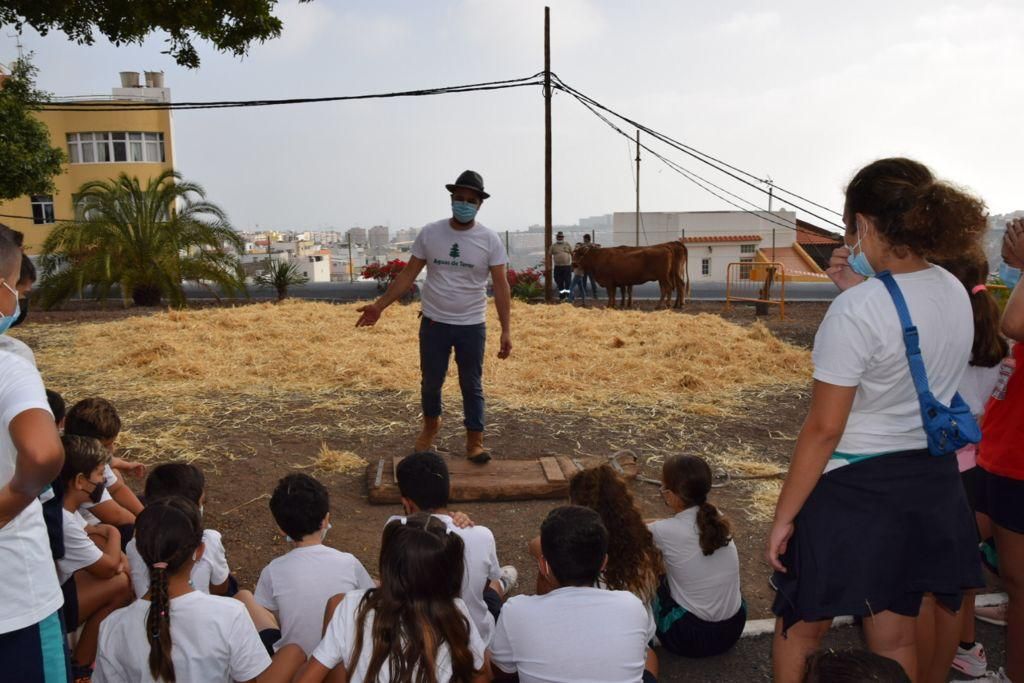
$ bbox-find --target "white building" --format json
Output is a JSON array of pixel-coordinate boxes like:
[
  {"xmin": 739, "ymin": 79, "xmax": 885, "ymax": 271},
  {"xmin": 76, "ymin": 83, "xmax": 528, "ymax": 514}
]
[{"xmin": 295, "ymin": 253, "xmax": 331, "ymax": 283}]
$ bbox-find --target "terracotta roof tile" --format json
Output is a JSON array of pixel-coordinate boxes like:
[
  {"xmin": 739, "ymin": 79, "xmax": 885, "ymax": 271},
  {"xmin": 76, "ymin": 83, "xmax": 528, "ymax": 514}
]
[{"xmin": 681, "ymin": 234, "xmax": 762, "ymax": 244}]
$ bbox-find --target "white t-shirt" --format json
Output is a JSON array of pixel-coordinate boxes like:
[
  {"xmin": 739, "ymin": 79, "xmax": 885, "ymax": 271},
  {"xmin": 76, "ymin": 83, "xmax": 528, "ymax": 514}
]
[
  {"xmin": 648, "ymin": 508, "xmax": 742, "ymax": 622},
  {"xmin": 386, "ymin": 514, "xmax": 502, "ymax": 644},
  {"xmin": 0, "ymin": 336, "xmax": 36, "ymax": 366},
  {"xmin": 490, "ymin": 586, "xmax": 653, "ymax": 683},
  {"xmin": 57, "ymin": 509, "xmax": 104, "ymax": 584},
  {"xmin": 254, "ymin": 544, "xmax": 374, "ymax": 655},
  {"xmin": 312, "ymin": 589, "xmax": 486, "ymax": 682},
  {"xmin": 93, "ymin": 591, "xmax": 271, "ymax": 683},
  {"xmin": 411, "ymin": 219, "xmax": 507, "ymax": 325},
  {"xmin": 959, "ymin": 363, "xmax": 1003, "ymax": 417},
  {"xmin": 127, "ymin": 528, "xmax": 230, "ymax": 598},
  {"xmin": 0, "ymin": 350, "xmax": 63, "ymax": 634},
  {"xmin": 79, "ymin": 464, "xmax": 119, "ymax": 526},
  {"xmin": 813, "ymin": 266, "xmax": 972, "ymax": 461}
]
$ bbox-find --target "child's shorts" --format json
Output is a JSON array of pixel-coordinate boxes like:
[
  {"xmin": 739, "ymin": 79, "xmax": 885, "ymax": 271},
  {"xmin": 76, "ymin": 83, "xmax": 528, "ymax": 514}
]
[
  {"xmin": 0, "ymin": 610, "xmax": 70, "ymax": 682},
  {"xmin": 975, "ymin": 465, "xmax": 1024, "ymax": 534},
  {"xmin": 653, "ymin": 577, "xmax": 746, "ymax": 658},
  {"xmin": 258, "ymin": 628, "xmax": 282, "ymax": 658}
]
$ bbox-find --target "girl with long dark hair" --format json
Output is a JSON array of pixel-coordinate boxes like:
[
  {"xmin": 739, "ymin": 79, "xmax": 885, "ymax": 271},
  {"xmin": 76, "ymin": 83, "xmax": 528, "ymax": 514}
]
[
  {"xmin": 300, "ymin": 512, "xmax": 488, "ymax": 683},
  {"xmin": 93, "ymin": 497, "xmax": 305, "ymax": 682}
]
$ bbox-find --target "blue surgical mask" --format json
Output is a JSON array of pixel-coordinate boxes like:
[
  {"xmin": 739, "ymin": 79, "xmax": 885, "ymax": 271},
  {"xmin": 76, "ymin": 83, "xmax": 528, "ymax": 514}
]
[
  {"xmin": 846, "ymin": 228, "xmax": 876, "ymax": 278},
  {"xmin": 1000, "ymin": 262, "xmax": 1021, "ymax": 290},
  {"xmin": 452, "ymin": 201, "xmax": 478, "ymax": 224},
  {"xmin": 0, "ymin": 282, "xmax": 21, "ymax": 336}
]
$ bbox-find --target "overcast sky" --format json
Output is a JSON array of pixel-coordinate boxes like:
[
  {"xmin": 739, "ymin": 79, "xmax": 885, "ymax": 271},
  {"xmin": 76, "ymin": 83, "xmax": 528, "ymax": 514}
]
[{"xmin": 2, "ymin": 1, "xmax": 1022, "ymax": 234}]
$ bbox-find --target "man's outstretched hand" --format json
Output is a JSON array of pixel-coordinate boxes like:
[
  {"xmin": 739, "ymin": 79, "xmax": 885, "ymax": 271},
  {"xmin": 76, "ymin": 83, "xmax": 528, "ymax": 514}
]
[
  {"xmin": 356, "ymin": 303, "xmax": 383, "ymax": 327},
  {"xmin": 498, "ymin": 331, "xmax": 512, "ymax": 359}
]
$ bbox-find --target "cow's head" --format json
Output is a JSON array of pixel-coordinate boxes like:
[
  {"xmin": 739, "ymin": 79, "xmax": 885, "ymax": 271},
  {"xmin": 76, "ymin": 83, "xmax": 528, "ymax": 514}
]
[{"xmin": 573, "ymin": 242, "xmax": 596, "ymax": 263}]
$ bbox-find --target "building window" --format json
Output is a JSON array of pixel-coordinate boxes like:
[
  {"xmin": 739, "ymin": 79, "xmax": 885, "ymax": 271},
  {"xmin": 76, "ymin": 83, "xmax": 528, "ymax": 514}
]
[
  {"xmin": 30, "ymin": 195, "xmax": 55, "ymax": 224},
  {"xmin": 740, "ymin": 244, "xmax": 756, "ymax": 254},
  {"xmin": 67, "ymin": 132, "xmax": 165, "ymax": 164},
  {"xmin": 740, "ymin": 256, "xmax": 754, "ymax": 279},
  {"xmin": 701, "ymin": 257, "xmax": 711, "ymax": 276}
]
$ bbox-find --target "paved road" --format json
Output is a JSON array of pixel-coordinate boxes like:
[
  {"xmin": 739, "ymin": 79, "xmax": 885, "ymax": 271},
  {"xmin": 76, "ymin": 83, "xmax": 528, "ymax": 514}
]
[{"xmin": 177, "ymin": 280, "xmax": 839, "ymax": 303}]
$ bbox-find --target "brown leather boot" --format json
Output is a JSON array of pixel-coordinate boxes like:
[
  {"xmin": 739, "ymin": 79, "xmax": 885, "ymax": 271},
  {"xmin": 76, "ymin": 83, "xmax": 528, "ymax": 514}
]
[
  {"xmin": 414, "ymin": 416, "xmax": 442, "ymax": 452},
  {"xmin": 466, "ymin": 430, "xmax": 491, "ymax": 464}
]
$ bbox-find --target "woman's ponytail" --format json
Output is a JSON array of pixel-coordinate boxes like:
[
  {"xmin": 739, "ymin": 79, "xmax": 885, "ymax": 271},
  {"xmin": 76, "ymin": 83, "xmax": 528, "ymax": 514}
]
[
  {"xmin": 932, "ymin": 251, "xmax": 1009, "ymax": 368},
  {"xmin": 662, "ymin": 455, "xmax": 733, "ymax": 556},
  {"xmin": 135, "ymin": 497, "xmax": 204, "ymax": 683}
]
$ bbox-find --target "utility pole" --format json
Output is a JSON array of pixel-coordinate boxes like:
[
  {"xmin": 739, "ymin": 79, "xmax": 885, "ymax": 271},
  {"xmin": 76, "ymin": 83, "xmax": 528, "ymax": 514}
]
[
  {"xmin": 347, "ymin": 240, "xmax": 354, "ymax": 283},
  {"xmin": 772, "ymin": 228, "xmax": 776, "ymax": 264},
  {"xmin": 543, "ymin": 6, "xmax": 554, "ymax": 302},
  {"xmin": 635, "ymin": 130, "xmax": 641, "ymax": 247}
]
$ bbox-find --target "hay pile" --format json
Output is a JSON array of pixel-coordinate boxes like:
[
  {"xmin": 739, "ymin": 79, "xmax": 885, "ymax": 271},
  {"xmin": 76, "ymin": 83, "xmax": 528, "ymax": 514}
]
[{"xmin": 16, "ymin": 302, "xmax": 811, "ymax": 490}]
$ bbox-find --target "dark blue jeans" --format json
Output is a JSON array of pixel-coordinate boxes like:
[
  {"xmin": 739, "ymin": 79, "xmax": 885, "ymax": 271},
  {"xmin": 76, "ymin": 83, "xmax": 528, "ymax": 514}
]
[{"xmin": 419, "ymin": 316, "xmax": 486, "ymax": 432}]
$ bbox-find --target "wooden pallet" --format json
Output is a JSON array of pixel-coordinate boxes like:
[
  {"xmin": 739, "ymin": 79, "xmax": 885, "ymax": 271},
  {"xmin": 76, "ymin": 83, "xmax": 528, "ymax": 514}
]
[{"xmin": 366, "ymin": 451, "xmax": 639, "ymax": 504}]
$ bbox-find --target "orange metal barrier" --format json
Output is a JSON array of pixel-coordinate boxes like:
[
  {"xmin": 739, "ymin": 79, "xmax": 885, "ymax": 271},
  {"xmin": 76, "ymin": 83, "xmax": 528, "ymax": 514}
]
[{"xmin": 725, "ymin": 261, "xmax": 786, "ymax": 320}]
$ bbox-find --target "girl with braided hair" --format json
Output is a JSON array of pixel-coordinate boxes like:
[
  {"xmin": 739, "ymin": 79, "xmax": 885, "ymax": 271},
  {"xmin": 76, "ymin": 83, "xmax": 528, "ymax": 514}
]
[{"xmin": 93, "ymin": 497, "xmax": 304, "ymax": 682}]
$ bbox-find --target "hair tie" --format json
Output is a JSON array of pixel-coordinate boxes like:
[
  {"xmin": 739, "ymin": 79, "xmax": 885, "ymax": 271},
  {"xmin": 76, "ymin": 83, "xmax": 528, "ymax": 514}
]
[
  {"xmin": 151, "ymin": 562, "xmax": 168, "ymax": 570},
  {"xmin": 972, "ymin": 284, "xmax": 987, "ymax": 295}
]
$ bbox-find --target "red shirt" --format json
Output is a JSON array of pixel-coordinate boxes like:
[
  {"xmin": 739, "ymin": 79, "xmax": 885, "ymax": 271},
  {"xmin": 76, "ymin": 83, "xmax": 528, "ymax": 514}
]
[{"xmin": 979, "ymin": 343, "xmax": 1024, "ymax": 480}]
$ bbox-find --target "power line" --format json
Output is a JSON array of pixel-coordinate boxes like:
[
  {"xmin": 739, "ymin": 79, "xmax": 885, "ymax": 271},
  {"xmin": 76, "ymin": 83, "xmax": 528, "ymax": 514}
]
[
  {"xmin": 552, "ymin": 76, "xmax": 845, "ymax": 228},
  {"xmin": 36, "ymin": 74, "xmax": 546, "ymax": 112}
]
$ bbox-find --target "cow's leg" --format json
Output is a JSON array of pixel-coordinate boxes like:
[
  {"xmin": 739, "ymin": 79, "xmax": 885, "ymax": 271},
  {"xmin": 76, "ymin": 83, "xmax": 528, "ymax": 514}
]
[{"xmin": 607, "ymin": 285, "xmax": 616, "ymax": 309}]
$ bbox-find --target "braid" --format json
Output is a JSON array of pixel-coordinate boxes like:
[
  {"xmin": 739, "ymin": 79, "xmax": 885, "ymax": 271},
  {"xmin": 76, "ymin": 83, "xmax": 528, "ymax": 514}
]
[
  {"xmin": 135, "ymin": 497, "xmax": 203, "ymax": 683},
  {"xmin": 146, "ymin": 565, "xmax": 175, "ymax": 681}
]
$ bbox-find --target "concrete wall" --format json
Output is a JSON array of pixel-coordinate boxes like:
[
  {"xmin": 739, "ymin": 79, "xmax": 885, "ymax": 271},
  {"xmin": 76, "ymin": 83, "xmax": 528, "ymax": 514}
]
[{"xmin": 611, "ymin": 211, "xmax": 797, "ymax": 249}]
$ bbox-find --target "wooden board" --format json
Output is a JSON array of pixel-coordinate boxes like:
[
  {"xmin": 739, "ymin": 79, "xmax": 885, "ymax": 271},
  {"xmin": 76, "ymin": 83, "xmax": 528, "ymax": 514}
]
[{"xmin": 367, "ymin": 452, "xmax": 639, "ymax": 504}]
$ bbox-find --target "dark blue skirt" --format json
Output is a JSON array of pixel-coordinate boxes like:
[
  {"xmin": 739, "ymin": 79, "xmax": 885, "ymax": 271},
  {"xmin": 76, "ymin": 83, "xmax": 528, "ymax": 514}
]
[{"xmin": 772, "ymin": 449, "xmax": 983, "ymax": 632}]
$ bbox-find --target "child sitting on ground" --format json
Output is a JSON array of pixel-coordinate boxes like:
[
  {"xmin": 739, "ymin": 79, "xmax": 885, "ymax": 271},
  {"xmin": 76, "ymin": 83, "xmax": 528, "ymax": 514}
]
[
  {"xmin": 126, "ymin": 463, "xmax": 232, "ymax": 597},
  {"xmin": 298, "ymin": 513, "xmax": 488, "ymax": 683},
  {"xmin": 56, "ymin": 434, "xmax": 133, "ymax": 680},
  {"xmin": 235, "ymin": 473, "xmax": 374, "ymax": 657},
  {"xmin": 804, "ymin": 649, "xmax": 911, "ymax": 683},
  {"xmin": 93, "ymin": 497, "xmax": 305, "ymax": 683},
  {"xmin": 492, "ymin": 505, "xmax": 658, "ymax": 683},
  {"xmin": 389, "ymin": 452, "xmax": 517, "ymax": 646},
  {"xmin": 648, "ymin": 454, "xmax": 745, "ymax": 658},
  {"xmin": 64, "ymin": 398, "xmax": 145, "ymax": 529}
]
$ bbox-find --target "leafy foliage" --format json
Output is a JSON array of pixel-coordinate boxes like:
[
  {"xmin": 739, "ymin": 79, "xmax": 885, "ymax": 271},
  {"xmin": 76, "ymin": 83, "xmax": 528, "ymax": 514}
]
[
  {"xmin": 38, "ymin": 170, "xmax": 247, "ymax": 307},
  {"xmin": 362, "ymin": 259, "xmax": 407, "ymax": 286},
  {"xmin": 507, "ymin": 266, "xmax": 542, "ymax": 300},
  {"xmin": 0, "ymin": 54, "xmax": 65, "ymax": 201},
  {"xmin": 0, "ymin": 1, "xmax": 312, "ymax": 68},
  {"xmin": 254, "ymin": 259, "xmax": 308, "ymax": 301}
]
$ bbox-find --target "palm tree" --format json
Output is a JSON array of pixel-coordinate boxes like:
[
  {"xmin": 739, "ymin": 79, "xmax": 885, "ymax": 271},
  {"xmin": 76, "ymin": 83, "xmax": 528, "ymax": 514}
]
[
  {"xmin": 38, "ymin": 170, "xmax": 247, "ymax": 307},
  {"xmin": 254, "ymin": 259, "xmax": 309, "ymax": 301}
]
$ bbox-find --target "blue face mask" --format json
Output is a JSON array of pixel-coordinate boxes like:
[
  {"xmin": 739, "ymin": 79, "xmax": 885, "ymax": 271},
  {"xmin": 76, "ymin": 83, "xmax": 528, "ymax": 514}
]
[
  {"xmin": 846, "ymin": 227, "xmax": 876, "ymax": 278},
  {"xmin": 452, "ymin": 201, "xmax": 478, "ymax": 224},
  {"xmin": 0, "ymin": 282, "xmax": 20, "ymax": 336},
  {"xmin": 1000, "ymin": 262, "xmax": 1021, "ymax": 290}
]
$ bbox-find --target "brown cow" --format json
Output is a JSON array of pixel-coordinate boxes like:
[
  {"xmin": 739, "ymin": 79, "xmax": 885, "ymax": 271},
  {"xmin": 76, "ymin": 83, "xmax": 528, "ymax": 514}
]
[
  {"xmin": 573, "ymin": 244, "xmax": 675, "ymax": 309},
  {"xmin": 586, "ymin": 241, "xmax": 690, "ymax": 309}
]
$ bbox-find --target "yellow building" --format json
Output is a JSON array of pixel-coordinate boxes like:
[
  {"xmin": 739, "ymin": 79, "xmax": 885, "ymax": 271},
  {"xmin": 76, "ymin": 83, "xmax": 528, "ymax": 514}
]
[{"xmin": 0, "ymin": 71, "xmax": 175, "ymax": 255}]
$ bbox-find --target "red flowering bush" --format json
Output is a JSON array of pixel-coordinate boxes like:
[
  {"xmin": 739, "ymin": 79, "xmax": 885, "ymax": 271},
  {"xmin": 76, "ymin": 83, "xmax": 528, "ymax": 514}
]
[
  {"xmin": 362, "ymin": 259, "xmax": 407, "ymax": 288},
  {"xmin": 507, "ymin": 267, "xmax": 543, "ymax": 300}
]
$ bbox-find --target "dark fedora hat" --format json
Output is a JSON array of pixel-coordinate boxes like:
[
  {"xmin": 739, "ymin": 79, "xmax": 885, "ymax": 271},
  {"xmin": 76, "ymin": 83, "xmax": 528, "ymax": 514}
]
[{"xmin": 445, "ymin": 170, "xmax": 490, "ymax": 200}]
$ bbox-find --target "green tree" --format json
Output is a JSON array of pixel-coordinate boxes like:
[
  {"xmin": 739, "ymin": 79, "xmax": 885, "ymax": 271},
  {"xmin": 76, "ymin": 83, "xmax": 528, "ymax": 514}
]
[
  {"xmin": 0, "ymin": 0, "xmax": 312, "ymax": 69},
  {"xmin": 38, "ymin": 169, "xmax": 247, "ymax": 307},
  {"xmin": 254, "ymin": 259, "xmax": 309, "ymax": 301},
  {"xmin": 0, "ymin": 54, "xmax": 65, "ymax": 201}
]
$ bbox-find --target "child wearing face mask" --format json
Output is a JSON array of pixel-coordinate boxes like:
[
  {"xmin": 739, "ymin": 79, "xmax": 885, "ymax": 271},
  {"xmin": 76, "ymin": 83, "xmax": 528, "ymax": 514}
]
[
  {"xmin": 236, "ymin": 473, "xmax": 374, "ymax": 658},
  {"xmin": 126, "ymin": 463, "xmax": 233, "ymax": 598},
  {"xmin": 56, "ymin": 434, "xmax": 133, "ymax": 681}
]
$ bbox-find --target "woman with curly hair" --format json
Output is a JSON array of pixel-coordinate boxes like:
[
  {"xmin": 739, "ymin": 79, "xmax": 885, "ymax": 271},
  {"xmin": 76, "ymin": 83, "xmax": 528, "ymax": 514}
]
[{"xmin": 529, "ymin": 464, "xmax": 663, "ymax": 605}]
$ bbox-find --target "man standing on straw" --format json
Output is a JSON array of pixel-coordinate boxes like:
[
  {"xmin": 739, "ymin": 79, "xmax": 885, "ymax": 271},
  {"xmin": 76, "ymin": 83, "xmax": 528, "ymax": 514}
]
[{"xmin": 356, "ymin": 171, "xmax": 512, "ymax": 463}]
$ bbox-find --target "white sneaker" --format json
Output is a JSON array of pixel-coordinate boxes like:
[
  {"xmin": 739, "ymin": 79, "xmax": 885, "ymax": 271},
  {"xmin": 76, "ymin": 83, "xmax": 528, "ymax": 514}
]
[
  {"xmin": 498, "ymin": 565, "xmax": 519, "ymax": 595},
  {"xmin": 951, "ymin": 643, "xmax": 988, "ymax": 678},
  {"xmin": 977, "ymin": 668, "xmax": 1011, "ymax": 682}
]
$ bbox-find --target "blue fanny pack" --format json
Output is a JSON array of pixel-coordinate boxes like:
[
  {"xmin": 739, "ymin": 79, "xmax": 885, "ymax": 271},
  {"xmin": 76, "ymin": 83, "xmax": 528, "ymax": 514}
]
[{"xmin": 877, "ymin": 271, "xmax": 981, "ymax": 456}]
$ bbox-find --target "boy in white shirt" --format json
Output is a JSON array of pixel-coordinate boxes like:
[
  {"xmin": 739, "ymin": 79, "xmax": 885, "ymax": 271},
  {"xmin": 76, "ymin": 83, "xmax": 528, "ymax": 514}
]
[
  {"xmin": 491, "ymin": 505, "xmax": 658, "ymax": 683},
  {"xmin": 239, "ymin": 473, "xmax": 374, "ymax": 656},
  {"xmin": 388, "ymin": 451, "xmax": 517, "ymax": 646},
  {"xmin": 65, "ymin": 398, "xmax": 146, "ymax": 531},
  {"xmin": 57, "ymin": 434, "xmax": 133, "ymax": 680},
  {"xmin": 126, "ymin": 462, "xmax": 232, "ymax": 597}
]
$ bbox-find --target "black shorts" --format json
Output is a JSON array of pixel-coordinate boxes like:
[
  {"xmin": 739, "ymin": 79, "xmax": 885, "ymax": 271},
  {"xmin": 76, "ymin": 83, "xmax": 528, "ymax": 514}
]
[
  {"xmin": 0, "ymin": 611, "xmax": 70, "ymax": 682},
  {"xmin": 975, "ymin": 466, "xmax": 1024, "ymax": 534},
  {"xmin": 960, "ymin": 466, "xmax": 979, "ymax": 513},
  {"xmin": 483, "ymin": 585, "xmax": 502, "ymax": 622},
  {"xmin": 60, "ymin": 578, "xmax": 78, "ymax": 633},
  {"xmin": 654, "ymin": 577, "xmax": 746, "ymax": 658},
  {"xmin": 771, "ymin": 449, "xmax": 983, "ymax": 633},
  {"xmin": 258, "ymin": 628, "xmax": 281, "ymax": 658}
]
